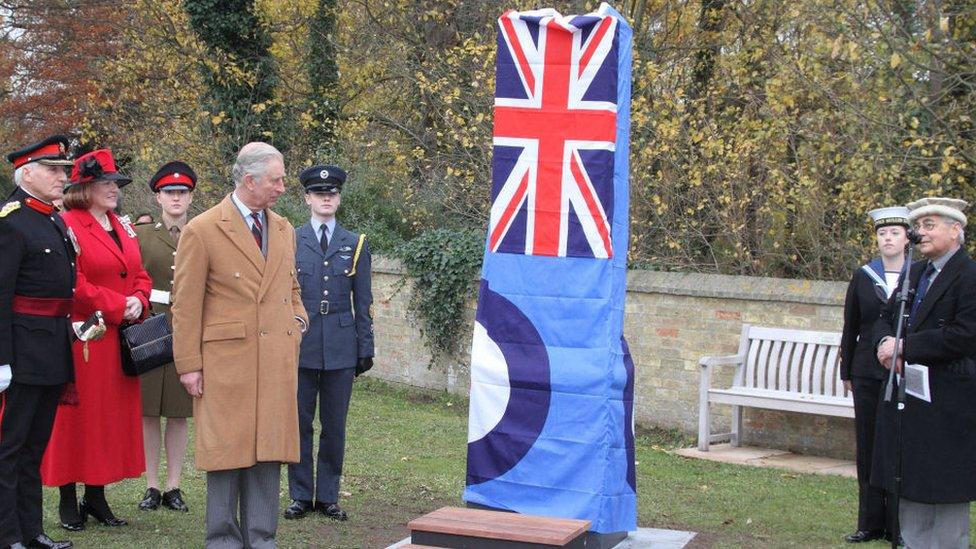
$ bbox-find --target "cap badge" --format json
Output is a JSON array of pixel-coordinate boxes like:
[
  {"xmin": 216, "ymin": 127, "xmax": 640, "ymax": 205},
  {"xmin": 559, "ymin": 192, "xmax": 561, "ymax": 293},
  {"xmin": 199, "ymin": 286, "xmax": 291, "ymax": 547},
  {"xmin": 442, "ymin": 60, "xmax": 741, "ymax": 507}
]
[
  {"xmin": 173, "ymin": 173, "xmax": 181, "ymax": 179},
  {"xmin": 320, "ymin": 169, "xmax": 329, "ymax": 180}
]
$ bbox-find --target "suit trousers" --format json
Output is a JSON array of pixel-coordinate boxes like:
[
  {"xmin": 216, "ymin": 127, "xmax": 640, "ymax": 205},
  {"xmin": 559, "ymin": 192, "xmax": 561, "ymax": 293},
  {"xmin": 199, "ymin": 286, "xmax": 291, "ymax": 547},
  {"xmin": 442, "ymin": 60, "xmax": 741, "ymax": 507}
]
[
  {"xmin": 287, "ymin": 367, "xmax": 354, "ymax": 504},
  {"xmin": 899, "ymin": 498, "xmax": 970, "ymax": 548},
  {"xmin": 851, "ymin": 377, "xmax": 895, "ymax": 532},
  {"xmin": 205, "ymin": 462, "xmax": 281, "ymax": 549},
  {"xmin": 0, "ymin": 382, "xmax": 62, "ymax": 547}
]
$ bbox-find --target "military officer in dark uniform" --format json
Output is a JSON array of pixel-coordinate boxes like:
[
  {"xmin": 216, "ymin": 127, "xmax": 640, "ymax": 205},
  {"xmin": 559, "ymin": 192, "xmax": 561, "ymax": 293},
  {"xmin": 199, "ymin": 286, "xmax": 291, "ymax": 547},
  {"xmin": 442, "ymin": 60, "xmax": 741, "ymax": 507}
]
[
  {"xmin": 0, "ymin": 136, "xmax": 76, "ymax": 549},
  {"xmin": 284, "ymin": 165, "xmax": 373, "ymax": 521}
]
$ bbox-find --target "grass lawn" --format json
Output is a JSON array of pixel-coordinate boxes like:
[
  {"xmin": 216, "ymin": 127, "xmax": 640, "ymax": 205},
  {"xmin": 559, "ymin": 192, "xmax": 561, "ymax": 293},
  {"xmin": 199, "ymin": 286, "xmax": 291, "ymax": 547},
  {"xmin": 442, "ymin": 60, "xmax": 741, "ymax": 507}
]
[{"xmin": 39, "ymin": 377, "xmax": 975, "ymax": 548}]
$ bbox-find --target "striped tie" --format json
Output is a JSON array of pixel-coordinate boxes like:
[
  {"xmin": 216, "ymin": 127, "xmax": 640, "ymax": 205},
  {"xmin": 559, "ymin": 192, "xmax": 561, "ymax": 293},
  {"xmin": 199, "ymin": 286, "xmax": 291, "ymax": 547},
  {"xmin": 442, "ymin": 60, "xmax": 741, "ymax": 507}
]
[{"xmin": 250, "ymin": 212, "xmax": 263, "ymax": 249}]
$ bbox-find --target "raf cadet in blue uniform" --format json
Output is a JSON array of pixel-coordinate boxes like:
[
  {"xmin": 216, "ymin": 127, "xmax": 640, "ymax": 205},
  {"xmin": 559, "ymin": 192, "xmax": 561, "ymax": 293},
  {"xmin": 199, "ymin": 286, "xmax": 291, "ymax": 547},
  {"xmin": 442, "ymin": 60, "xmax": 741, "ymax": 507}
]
[
  {"xmin": 0, "ymin": 136, "xmax": 76, "ymax": 549},
  {"xmin": 284, "ymin": 165, "xmax": 373, "ymax": 522}
]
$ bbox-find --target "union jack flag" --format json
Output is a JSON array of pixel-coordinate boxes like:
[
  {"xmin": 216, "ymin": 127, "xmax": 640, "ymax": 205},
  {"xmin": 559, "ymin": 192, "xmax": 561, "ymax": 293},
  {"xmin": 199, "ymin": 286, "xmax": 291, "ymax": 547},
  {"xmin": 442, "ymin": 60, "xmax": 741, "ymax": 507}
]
[{"xmin": 489, "ymin": 10, "xmax": 619, "ymax": 259}]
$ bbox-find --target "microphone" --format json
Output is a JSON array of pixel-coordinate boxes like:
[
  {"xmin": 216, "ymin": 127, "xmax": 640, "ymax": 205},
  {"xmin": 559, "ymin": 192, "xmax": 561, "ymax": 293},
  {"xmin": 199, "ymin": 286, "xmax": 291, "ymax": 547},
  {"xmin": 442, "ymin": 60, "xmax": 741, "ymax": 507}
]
[{"xmin": 907, "ymin": 229, "xmax": 922, "ymax": 244}]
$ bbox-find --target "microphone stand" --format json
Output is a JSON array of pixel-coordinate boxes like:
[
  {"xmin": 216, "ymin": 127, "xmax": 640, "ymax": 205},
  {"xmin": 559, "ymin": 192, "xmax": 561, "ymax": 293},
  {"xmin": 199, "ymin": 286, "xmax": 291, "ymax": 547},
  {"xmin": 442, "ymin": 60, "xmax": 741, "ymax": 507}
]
[{"xmin": 883, "ymin": 229, "xmax": 921, "ymax": 549}]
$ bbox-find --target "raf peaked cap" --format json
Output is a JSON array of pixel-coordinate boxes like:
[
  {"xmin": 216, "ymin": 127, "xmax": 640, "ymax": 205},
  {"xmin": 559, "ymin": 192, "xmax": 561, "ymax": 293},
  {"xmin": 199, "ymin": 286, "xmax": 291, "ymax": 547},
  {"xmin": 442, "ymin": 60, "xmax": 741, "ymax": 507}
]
[
  {"xmin": 6, "ymin": 135, "xmax": 74, "ymax": 168},
  {"xmin": 868, "ymin": 206, "xmax": 910, "ymax": 229},
  {"xmin": 300, "ymin": 164, "xmax": 346, "ymax": 193},
  {"xmin": 69, "ymin": 149, "xmax": 132, "ymax": 188},
  {"xmin": 907, "ymin": 197, "xmax": 969, "ymax": 227},
  {"xmin": 149, "ymin": 161, "xmax": 197, "ymax": 192}
]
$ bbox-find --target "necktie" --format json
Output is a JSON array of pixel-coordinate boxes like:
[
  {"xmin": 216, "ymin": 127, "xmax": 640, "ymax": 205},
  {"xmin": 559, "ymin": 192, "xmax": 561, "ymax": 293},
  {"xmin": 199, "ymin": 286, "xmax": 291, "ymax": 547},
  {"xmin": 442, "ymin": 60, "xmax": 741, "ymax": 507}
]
[
  {"xmin": 908, "ymin": 262, "xmax": 936, "ymax": 326},
  {"xmin": 320, "ymin": 224, "xmax": 330, "ymax": 255},
  {"xmin": 169, "ymin": 225, "xmax": 181, "ymax": 242},
  {"xmin": 250, "ymin": 212, "xmax": 263, "ymax": 249}
]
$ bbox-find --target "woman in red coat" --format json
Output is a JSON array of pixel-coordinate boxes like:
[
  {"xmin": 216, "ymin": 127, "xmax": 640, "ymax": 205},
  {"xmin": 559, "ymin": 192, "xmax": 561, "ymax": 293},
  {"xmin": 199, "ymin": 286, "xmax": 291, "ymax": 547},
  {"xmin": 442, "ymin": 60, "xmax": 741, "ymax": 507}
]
[{"xmin": 41, "ymin": 149, "xmax": 151, "ymax": 530}]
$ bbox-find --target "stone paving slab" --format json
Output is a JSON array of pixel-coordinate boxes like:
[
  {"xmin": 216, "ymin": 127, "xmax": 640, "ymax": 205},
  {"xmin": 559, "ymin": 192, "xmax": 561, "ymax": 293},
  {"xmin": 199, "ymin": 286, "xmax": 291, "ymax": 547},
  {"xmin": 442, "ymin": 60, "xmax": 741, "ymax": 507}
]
[{"xmin": 674, "ymin": 443, "xmax": 856, "ymax": 478}]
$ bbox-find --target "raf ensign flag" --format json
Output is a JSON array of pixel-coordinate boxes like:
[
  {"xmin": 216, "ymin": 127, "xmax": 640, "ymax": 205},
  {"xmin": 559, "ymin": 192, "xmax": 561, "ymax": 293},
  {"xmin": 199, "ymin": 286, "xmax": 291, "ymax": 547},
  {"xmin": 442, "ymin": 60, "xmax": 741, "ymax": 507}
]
[{"xmin": 464, "ymin": 3, "xmax": 636, "ymax": 534}]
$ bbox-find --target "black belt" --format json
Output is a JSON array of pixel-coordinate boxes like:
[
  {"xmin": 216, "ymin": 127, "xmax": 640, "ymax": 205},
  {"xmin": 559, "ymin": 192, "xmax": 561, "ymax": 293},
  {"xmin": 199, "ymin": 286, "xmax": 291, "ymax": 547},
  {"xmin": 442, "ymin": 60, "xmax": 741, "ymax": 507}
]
[{"xmin": 304, "ymin": 299, "xmax": 351, "ymax": 315}]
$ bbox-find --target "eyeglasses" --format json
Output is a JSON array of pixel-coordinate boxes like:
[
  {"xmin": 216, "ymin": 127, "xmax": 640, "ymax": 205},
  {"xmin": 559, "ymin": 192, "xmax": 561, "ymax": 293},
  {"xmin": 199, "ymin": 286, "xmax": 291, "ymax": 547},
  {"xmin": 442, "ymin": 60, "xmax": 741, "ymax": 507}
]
[{"xmin": 914, "ymin": 220, "xmax": 943, "ymax": 232}]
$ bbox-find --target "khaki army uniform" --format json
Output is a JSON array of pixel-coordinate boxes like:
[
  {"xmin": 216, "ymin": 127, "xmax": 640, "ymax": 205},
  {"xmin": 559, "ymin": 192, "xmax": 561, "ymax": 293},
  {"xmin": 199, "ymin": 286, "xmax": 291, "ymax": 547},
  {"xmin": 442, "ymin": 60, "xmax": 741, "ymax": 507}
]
[{"xmin": 135, "ymin": 221, "xmax": 191, "ymax": 417}]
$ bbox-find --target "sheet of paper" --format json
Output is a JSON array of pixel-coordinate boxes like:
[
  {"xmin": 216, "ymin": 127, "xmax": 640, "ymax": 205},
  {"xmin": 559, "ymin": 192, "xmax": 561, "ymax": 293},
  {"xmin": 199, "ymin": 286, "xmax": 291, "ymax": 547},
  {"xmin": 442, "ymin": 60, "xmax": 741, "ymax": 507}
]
[
  {"xmin": 150, "ymin": 289, "xmax": 171, "ymax": 305},
  {"xmin": 904, "ymin": 363, "xmax": 931, "ymax": 403}
]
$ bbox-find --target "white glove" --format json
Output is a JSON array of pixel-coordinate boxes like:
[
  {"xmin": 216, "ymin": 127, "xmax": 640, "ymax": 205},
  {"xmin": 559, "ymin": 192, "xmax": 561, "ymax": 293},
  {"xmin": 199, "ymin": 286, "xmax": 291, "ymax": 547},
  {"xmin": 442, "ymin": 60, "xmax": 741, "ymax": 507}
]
[{"xmin": 0, "ymin": 364, "xmax": 11, "ymax": 393}]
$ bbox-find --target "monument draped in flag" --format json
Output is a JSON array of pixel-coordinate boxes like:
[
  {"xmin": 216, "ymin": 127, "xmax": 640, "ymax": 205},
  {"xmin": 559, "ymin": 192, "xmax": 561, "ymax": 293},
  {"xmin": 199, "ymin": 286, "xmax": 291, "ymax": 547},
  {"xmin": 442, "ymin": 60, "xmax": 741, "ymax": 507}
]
[{"xmin": 464, "ymin": 3, "xmax": 636, "ymax": 534}]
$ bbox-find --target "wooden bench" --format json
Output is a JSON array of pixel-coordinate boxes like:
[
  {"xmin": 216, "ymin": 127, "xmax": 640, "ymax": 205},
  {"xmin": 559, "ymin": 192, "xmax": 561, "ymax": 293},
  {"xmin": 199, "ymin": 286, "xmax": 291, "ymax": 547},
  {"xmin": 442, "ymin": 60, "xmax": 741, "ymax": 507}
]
[
  {"xmin": 697, "ymin": 324, "xmax": 854, "ymax": 452},
  {"xmin": 408, "ymin": 506, "xmax": 590, "ymax": 548}
]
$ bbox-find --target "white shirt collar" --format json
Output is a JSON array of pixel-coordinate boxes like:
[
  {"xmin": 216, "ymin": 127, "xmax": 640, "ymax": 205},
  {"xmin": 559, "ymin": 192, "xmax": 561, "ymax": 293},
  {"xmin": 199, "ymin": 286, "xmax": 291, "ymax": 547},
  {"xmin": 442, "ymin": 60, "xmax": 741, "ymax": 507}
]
[{"xmin": 230, "ymin": 190, "xmax": 261, "ymax": 222}]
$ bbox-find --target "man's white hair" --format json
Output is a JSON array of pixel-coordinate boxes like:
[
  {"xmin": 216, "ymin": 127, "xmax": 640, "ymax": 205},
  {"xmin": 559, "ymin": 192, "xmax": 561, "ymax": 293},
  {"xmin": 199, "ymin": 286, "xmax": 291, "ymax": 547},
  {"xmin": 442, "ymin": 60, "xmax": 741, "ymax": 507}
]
[
  {"xmin": 232, "ymin": 142, "xmax": 283, "ymax": 187},
  {"xmin": 12, "ymin": 165, "xmax": 25, "ymax": 186},
  {"xmin": 945, "ymin": 215, "xmax": 967, "ymax": 244}
]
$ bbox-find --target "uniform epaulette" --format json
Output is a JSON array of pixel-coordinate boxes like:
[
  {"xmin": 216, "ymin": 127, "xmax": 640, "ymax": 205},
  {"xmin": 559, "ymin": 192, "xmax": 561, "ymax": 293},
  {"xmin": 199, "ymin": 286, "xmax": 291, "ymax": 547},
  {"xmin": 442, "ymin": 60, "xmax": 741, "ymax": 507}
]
[{"xmin": 0, "ymin": 200, "xmax": 21, "ymax": 218}]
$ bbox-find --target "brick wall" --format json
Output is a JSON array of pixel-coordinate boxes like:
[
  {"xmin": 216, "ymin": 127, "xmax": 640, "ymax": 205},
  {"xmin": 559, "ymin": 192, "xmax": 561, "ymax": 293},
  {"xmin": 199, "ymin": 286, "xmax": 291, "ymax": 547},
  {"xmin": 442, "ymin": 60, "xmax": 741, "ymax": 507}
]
[{"xmin": 370, "ymin": 257, "xmax": 856, "ymax": 459}]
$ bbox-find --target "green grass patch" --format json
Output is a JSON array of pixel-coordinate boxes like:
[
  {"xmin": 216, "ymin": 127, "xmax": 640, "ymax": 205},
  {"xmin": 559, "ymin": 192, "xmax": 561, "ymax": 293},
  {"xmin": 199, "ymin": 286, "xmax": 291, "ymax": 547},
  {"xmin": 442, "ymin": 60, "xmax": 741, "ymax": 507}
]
[{"xmin": 39, "ymin": 378, "xmax": 975, "ymax": 547}]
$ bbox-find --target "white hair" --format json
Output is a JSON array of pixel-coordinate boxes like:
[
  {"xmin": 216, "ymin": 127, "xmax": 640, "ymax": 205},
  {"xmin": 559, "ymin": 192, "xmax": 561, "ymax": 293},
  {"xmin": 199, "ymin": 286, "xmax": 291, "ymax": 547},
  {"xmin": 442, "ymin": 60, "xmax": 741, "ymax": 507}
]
[
  {"xmin": 13, "ymin": 165, "xmax": 24, "ymax": 186},
  {"xmin": 940, "ymin": 215, "xmax": 966, "ymax": 244},
  {"xmin": 232, "ymin": 142, "xmax": 283, "ymax": 187}
]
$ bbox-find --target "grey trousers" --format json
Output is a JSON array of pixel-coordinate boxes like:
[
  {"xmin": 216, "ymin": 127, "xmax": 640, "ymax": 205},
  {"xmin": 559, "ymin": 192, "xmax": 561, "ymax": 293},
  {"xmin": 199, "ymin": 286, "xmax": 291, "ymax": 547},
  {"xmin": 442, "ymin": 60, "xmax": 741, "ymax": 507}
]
[
  {"xmin": 205, "ymin": 462, "xmax": 281, "ymax": 549},
  {"xmin": 899, "ymin": 498, "xmax": 970, "ymax": 549}
]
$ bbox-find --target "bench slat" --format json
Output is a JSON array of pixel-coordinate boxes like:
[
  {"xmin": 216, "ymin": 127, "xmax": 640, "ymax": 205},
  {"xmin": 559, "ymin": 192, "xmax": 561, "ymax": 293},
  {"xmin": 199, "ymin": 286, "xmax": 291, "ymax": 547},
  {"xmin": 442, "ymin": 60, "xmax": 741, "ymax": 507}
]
[
  {"xmin": 788, "ymin": 341, "xmax": 804, "ymax": 392},
  {"xmin": 825, "ymin": 345, "xmax": 841, "ymax": 396},
  {"xmin": 776, "ymin": 341, "xmax": 799, "ymax": 391},
  {"xmin": 800, "ymin": 342, "xmax": 815, "ymax": 394},
  {"xmin": 812, "ymin": 344, "xmax": 828, "ymax": 395},
  {"xmin": 745, "ymin": 337, "xmax": 762, "ymax": 388},
  {"xmin": 709, "ymin": 388, "xmax": 854, "ymax": 418},
  {"xmin": 748, "ymin": 326, "xmax": 841, "ymax": 346},
  {"xmin": 765, "ymin": 340, "xmax": 783, "ymax": 390}
]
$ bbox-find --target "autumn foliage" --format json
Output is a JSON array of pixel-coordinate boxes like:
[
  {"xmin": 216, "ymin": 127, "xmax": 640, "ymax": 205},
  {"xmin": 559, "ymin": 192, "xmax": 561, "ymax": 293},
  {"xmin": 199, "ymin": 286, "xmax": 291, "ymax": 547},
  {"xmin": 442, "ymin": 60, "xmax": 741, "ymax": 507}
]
[{"xmin": 1, "ymin": 0, "xmax": 973, "ymax": 280}]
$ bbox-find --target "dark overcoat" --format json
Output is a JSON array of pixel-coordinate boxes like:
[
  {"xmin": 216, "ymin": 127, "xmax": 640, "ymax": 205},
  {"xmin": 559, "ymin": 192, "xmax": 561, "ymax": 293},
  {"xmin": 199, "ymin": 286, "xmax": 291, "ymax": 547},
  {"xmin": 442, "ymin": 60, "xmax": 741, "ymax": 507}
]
[
  {"xmin": 295, "ymin": 222, "xmax": 373, "ymax": 370},
  {"xmin": 871, "ymin": 249, "xmax": 976, "ymax": 503}
]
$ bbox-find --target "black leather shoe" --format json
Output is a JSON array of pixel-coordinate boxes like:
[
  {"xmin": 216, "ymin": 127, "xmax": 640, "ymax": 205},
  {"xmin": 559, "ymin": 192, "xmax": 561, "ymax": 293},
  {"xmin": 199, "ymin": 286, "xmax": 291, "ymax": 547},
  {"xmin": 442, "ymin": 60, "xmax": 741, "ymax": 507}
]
[
  {"xmin": 320, "ymin": 503, "xmax": 348, "ymax": 521},
  {"xmin": 79, "ymin": 498, "xmax": 127, "ymax": 527},
  {"xmin": 845, "ymin": 529, "xmax": 885, "ymax": 543},
  {"xmin": 283, "ymin": 500, "xmax": 313, "ymax": 520},
  {"xmin": 161, "ymin": 489, "xmax": 189, "ymax": 512},
  {"xmin": 57, "ymin": 503, "xmax": 84, "ymax": 532},
  {"xmin": 138, "ymin": 488, "xmax": 161, "ymax": 511},
  {"xmin": 25, "ymin": 533, "xmax": 73, "ymax": 549}
]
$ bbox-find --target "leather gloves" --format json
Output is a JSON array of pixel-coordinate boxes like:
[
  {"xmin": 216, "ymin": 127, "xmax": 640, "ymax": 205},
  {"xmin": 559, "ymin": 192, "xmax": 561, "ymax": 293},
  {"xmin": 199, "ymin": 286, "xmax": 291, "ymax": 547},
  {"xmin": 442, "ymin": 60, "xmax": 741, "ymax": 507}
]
[{"xmin": 355, "ymin": 357, "xmax": 373, "ymax": 377}]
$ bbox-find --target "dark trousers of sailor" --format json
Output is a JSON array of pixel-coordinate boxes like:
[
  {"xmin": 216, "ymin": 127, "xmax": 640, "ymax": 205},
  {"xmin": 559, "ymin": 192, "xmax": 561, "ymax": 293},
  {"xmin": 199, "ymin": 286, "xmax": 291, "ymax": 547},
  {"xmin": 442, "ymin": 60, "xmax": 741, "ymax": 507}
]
[
  {"xmin": 287, "ymin": 367, "xmax": 354, "ymax": 505},
  {"xmin": 0, "ymin": 382, "xmax": 62, "ymax": 547},
  {"xmin": 852, "ymin": 377, "xmax": 896, "ymax": 533}
]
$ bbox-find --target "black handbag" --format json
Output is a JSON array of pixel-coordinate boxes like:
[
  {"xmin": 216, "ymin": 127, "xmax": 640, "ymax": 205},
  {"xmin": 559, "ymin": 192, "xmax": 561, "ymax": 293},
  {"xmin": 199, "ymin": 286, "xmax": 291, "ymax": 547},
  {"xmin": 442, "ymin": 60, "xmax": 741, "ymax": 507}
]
[{"xmin": 120, "ymin": 313, "xmax": 173, "ymax": 376}]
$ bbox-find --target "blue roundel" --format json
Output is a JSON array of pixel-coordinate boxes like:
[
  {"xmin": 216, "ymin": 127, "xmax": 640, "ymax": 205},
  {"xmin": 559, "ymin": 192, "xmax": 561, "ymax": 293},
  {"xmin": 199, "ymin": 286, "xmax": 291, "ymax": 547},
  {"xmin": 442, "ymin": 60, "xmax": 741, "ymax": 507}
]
[{"xmin": 466, "ymin": 280, "xmax": 551, "ymax": 485}]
